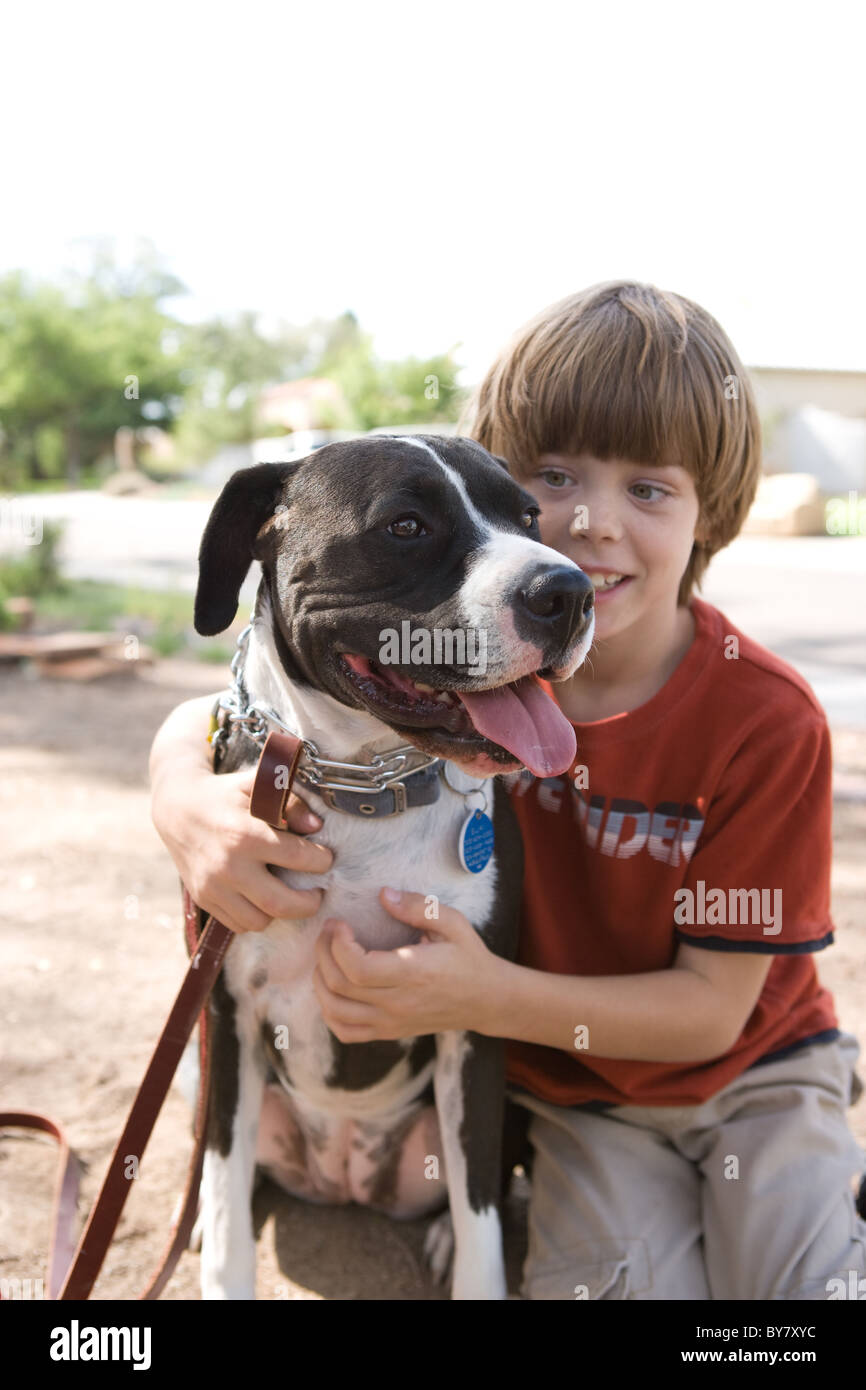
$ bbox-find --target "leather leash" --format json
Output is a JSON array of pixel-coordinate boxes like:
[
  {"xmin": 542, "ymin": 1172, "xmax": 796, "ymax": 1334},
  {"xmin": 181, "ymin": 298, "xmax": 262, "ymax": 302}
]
[{"xmin": 0, "ymin": 730, "xmax": 303, "ymax": 1300}]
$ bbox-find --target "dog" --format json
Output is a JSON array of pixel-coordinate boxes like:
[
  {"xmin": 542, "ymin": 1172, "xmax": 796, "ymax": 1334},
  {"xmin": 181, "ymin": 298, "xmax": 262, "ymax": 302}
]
[{"xmin": 188, "ymin": 434, "xmax": 594, "ymax": 1299}]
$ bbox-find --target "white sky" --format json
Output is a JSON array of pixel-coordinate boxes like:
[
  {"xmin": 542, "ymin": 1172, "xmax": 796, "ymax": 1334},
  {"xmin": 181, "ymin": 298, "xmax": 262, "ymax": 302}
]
[{"xmin": 2, "ymin": 0, "xmax": 865, "ymax": 383}]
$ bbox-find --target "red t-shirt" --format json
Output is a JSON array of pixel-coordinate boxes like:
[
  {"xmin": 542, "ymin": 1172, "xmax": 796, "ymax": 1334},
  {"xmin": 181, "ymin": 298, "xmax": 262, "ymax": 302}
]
[{"xmin": 505, "ymin": 597, "xmax": 839, "ymax": 1107}]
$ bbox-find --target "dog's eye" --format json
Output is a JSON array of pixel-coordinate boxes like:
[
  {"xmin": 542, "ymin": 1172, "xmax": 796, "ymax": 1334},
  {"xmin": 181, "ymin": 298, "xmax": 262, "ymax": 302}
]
[
  {"xmin": 522, "ymin": 507, "xmax": 540, "ymax": 529},
  {"xmin": 388, "ymin": 515, "xmax": 427, "ymax": 538}
]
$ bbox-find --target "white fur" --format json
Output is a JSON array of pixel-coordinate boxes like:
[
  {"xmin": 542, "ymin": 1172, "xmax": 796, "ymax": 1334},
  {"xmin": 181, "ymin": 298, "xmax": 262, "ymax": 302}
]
[{"xmin": 434, "ymin": 1032, "xmax": 507, "ymax": 1300}]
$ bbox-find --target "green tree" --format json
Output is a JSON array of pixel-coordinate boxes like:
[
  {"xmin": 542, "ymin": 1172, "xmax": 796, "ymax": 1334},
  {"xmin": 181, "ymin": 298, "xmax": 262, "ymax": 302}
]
[
  {"xmin": 315, "ymin": 311, "xmax": 463, "ymax": 430},
  {"xmin": 0, "ymin": 239, "xmax": 467, "ymax": 489},
  {"xmin": 0, "ymin": 242, "xmax": 188, "ymax": 487},
  {"xmin": 169, "ymin": 312, "xmax": 314, "ymax": 466}
]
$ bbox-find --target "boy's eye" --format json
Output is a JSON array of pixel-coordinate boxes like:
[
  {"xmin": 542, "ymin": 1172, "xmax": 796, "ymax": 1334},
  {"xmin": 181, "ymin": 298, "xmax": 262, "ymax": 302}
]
[
  {"xmin": 631, "ymin": 483, "xmax": 667, "ymax": 502},
  {"xmin": 540, "ymin": 469, "xmax": 569, "ymax": 488}
]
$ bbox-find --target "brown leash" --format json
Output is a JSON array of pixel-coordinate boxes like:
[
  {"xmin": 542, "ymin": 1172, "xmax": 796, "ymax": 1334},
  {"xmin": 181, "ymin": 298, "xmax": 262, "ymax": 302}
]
[{"xmin": 0, "ymin": 730, "xmax": 303, "ymax": 1300}]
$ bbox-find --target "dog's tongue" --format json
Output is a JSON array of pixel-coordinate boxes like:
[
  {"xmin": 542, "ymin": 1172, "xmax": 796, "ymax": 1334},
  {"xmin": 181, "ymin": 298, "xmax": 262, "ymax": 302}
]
[{"xmin": 457, "ymin": 675, "xmax": 576, "ymax": 777}]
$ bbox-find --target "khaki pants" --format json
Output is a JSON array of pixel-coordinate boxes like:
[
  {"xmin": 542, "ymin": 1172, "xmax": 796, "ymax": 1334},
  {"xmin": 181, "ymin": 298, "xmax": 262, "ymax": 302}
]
[{"xmin": 509, "ymin": 1032, "xmax": 866, "ymax": 1300}]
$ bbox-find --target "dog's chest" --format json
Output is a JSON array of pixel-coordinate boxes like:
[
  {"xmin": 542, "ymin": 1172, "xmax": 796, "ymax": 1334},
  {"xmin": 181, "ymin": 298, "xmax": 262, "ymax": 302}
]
[{"xmin": 222, "ymin": 789, "xmax": 497, "ymax": 1111}]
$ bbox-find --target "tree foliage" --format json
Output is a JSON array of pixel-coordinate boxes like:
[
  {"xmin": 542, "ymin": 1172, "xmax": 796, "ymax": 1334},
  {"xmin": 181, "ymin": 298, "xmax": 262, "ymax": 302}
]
[
  {"xmin": 315, "ymin": 312, "xmax": 462, "ymax": 431},
  {"xmin": 0, "ymin": 242, "xmax": 465, "ymax": 488},
  {"xmin": 0, "ymin": 243, "xmax": 188, "ymax": 486}
]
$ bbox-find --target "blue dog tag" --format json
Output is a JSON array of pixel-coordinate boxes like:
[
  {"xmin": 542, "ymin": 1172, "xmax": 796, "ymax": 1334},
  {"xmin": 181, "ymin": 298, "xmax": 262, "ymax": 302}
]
[{"xmin": 458, "ymin": 809, "xmax": 494, "ymax": 873}]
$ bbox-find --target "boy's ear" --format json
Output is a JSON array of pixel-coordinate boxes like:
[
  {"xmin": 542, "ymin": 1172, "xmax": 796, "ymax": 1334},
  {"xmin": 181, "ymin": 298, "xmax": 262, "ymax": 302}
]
[{"xmin": 194, "ymin": 461, "xmax": 298, "ymax": 636}]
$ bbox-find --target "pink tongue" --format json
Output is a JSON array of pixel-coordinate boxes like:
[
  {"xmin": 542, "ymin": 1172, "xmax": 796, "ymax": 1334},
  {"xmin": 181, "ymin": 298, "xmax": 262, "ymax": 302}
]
[{"xmin": 457, "ymin": 676, "xmax": 576, "ymax": 777}]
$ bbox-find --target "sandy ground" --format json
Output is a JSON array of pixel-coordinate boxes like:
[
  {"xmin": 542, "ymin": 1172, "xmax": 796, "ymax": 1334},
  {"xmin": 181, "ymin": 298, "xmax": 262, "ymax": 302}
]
[{"xmin": 1, "ymin": 660, "xmax": 864, "ymax": 1301}]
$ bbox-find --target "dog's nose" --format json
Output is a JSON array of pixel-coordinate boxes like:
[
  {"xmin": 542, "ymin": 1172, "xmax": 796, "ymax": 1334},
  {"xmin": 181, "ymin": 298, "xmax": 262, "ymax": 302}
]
[{"xmin": 518, "ymin": 566, "xmax": 594, "ymax": 642}]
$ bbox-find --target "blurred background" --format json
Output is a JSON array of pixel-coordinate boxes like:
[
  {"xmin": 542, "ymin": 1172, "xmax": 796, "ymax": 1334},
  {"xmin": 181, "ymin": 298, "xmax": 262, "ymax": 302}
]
[
  {"xmin": 0, "ymin": 3, "xmax": 864, "ymax": 695},
  {"xmin": 1, "ymin": 1, "xmax": 864, "ymax": 1301}
]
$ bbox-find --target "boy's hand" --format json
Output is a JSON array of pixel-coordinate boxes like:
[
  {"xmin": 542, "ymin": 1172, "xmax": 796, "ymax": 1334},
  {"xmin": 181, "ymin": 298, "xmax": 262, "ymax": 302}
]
[
  {"xmin": 151, "ymin": 762, "xmax": 333, "ymax": 934},
  {"xmin": 313, "ymin": 888, "xmax": 499, "ymax": 1042}
]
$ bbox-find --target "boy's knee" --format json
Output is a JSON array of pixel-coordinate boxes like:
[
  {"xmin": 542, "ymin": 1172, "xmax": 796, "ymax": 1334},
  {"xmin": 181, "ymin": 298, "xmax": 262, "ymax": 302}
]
[
  {"xmin": 522, "ymin": 1237, "xmax": 655, "ymax": 1300},
  {"xmin": 711, "ymin": 1217, "xmax": 866, "ymax": 1302}
]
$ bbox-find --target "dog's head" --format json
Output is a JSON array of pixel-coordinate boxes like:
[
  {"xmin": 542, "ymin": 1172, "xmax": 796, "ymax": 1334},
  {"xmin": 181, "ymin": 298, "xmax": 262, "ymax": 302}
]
[{"xmin": 194, "ymin": 435, "xmax": 594, "ymax": 777}]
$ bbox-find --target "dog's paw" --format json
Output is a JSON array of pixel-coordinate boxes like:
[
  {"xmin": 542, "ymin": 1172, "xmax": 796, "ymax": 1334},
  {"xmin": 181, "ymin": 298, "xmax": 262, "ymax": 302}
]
[{"xmin": 424, "ymin": 1209, "xmax": 454, "ymax": 1285}]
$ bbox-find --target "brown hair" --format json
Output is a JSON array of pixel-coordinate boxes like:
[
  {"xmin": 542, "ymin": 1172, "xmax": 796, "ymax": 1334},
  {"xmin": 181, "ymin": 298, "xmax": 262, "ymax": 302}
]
[{"xmin": 460, "ymin": 280, "xmax": 762, "ymax": 604}]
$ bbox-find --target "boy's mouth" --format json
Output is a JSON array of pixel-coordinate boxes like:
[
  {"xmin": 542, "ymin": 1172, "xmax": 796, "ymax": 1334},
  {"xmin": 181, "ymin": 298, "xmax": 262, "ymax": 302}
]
[{"xmin": 585, "ymin": 571, "xmax": 633, "ymax": 597}]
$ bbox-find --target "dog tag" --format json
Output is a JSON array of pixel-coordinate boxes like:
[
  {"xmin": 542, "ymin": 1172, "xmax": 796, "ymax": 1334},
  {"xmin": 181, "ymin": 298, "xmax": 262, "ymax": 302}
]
[{"xmin": 458, "ymin": 809, "xmax": 494, "ymax": 874}]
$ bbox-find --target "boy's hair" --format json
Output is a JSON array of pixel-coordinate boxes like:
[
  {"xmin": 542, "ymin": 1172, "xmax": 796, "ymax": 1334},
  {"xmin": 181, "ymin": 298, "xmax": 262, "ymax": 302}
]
[{"xmin": 460, "ymin": 280, "xmax": 762, "ymax": 605}]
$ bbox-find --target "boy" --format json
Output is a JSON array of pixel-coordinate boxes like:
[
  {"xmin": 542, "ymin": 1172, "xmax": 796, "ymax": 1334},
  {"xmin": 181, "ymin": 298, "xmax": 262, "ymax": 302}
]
[{"xmin": 150, "ymin": 281, "xmax": 866, "ymax": 1299}]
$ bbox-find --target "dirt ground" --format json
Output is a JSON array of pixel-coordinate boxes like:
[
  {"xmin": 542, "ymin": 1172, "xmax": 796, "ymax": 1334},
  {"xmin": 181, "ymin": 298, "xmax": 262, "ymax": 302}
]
[{"xmin": 1, "ymin": 660, "xmax": 865, "ymax": 1301}]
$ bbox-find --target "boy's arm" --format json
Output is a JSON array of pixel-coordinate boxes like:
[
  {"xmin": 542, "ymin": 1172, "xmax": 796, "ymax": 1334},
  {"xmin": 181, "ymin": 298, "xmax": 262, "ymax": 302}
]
[
  {"xmin": 483, "ymin": 943, "xmax": 772, "ymax": 1062},
  {"xmin": 148, "ymin": 692, "xmax": 220, "ymax": 784},
  {"xmin": 317, "ymin": 890, "xmax": 772, "ymax": 1061},
  {"xmin": 149, "ymin": 694, "xmax": 333, "ymax": 933}
]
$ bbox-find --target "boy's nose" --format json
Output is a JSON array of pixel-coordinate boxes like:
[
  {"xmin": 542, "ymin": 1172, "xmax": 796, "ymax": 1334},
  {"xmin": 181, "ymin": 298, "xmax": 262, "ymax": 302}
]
[
  {"xmin": 518, "ymin": 566, "xmax": 594, "ymax": 644},
  {"xmin": 571, "ymin": 495, "xmax": 625, "ymax": 541}
]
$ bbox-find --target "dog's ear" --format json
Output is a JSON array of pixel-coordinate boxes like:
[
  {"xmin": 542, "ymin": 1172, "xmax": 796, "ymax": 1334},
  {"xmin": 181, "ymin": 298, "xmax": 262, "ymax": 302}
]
[{"xmin": 194, "ymin": 461, "xmax": 296, "ymax": 635}]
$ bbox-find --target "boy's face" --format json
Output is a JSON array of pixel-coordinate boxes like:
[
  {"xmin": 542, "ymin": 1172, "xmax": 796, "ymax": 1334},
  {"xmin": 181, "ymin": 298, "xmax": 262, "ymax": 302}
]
[{"xmin": 525, "ymin": 452, "xmax": 702, "ymax": 643}]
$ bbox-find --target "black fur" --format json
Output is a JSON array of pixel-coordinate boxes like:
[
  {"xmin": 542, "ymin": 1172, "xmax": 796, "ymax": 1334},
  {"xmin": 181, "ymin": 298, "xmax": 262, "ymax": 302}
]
[
  {"xmin": 326, "ymin": 1034, "xmax": 436, "ymax": 1091},
  {"xmin": 194, "ymin": 461, "xmax": 297, "ymax": 637},
  {"xmin": 206, "ymin": 972, "xmax": 241, "ymax": 1159}
]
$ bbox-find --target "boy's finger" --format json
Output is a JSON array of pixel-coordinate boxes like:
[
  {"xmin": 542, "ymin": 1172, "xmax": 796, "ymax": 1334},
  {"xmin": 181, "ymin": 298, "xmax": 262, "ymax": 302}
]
[
  {"xmin": 203, "ymin": 887, "xmax": 273, "ymax": 935},
  {"xmin": 228, "ymin": 765, "xmax": 324, "ymax": 834},
  {"xmin": 226, "ymin": 765, "xmax": 257, "ymax": 795},
  {"xmin": 235, "ymin": 864, "xmax": 324, "ymax": 922},
  {"xmin": 326, "ymin": 921, "xmax": 405, "ymax": 987},
  {"xmin": 251, "ymin": 821, "xmax": 333, "ymax": 875},
  {"xmin": 314, "ymin": 921, "xmax": 356, "ymax": 992},
  {"xmin": 272, "ymin": 829, "xmax": 333, "ymax": 874},
  {"xmin": 379, "ymin": 887, "xmax": 466, "ymax": 938},
  {"xmin": 312, "ymin": 964, "xmax": 379, "ymax": 1025},
  {"xmin": 281, "ymin": 791, "xmax": 324, "ymax": 835}
]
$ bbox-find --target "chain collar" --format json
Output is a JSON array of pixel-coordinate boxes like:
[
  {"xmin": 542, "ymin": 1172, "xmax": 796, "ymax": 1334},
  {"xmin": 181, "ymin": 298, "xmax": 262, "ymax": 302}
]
[{"xmin": 212, "ymin": 624, "xmax": 443, "ymax": 800}]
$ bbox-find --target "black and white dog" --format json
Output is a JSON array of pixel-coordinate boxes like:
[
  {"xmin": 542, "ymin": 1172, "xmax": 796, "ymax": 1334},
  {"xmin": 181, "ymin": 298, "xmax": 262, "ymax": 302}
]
[{"xmin": 190, "ymin": 434, "xmax": 594, "ymax": 1299}]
